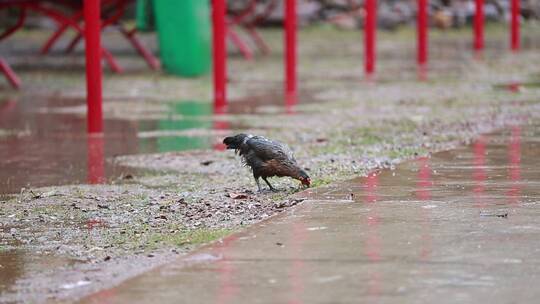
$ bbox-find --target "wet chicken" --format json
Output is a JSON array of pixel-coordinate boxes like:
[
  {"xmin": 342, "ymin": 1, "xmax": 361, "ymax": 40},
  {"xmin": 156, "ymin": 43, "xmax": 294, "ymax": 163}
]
[{"xmin": 223, "ymin": 134, "xmax": 311, "ymax": 191}]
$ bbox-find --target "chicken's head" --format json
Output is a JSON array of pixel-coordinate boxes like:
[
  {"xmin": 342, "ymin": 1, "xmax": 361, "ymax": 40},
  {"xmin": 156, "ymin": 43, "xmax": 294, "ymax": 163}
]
[{"xmin": 298, "ymin": 170, "xmax": 311, "ymax": 188}]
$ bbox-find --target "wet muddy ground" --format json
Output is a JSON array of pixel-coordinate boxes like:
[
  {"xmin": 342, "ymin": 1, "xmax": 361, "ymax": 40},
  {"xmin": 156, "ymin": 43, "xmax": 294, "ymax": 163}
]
[
  {"xmin": 1, "ymin": 24, "xmax": 540, "ymax": 302},
  {"xmin": 81, "ymin": 123, "xmax": 540, "ymax": 304}
]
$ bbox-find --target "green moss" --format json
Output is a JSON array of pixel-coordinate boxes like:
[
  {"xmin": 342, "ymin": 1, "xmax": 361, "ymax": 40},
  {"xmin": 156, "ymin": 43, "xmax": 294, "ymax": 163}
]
[
  {"xmin": 388, "ymin": 147, "xmax": 428, "ymax": 160},
  {"xmin": 146, "ymin": 228, "xmax": 233, "ymax": 249},
  {"xmin": 310, "ymin": 177, "xmax": 333, "ymax": 188},
  {"xmin": 108, "ymin": 226, "xmax": 234, "ymax": 252}
]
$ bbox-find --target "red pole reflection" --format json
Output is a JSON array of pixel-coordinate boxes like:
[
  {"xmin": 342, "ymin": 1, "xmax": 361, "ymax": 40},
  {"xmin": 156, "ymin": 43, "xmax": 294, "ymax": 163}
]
[
  {"xmin": 415, "ymin": 157, "xmax": 432, "ymax": 201},
  {"xmin": 0, "ymin": 99, "xmax": 17, "ymax": 119},
  {"xmin": 363, "ymin": 171, "xmax": 381, "ymax": 297},
  {"xmin": 213, "ymin": 107, "xmax": 230, "ymax": 151},
  {"xmin": 415, "ymin": 157, "xmax": 433, "ymax": 260},
  {"xmin": 215, "ymin": 235, "xmax": 240, "ymax": 304},
  {"xmin": 87, "ymin": 135, "xmax": 105, "ymax": 184},
  {"xmin": 507, "ymin": 126, "xmax": 521, "ymax": 205},
  {"xmin": 473, "ymin": 136, "xmax": 487, "ymax": 208},
  {"xmin": 288, "ymin": 222, "xmax": 307, "ymax": 304}
]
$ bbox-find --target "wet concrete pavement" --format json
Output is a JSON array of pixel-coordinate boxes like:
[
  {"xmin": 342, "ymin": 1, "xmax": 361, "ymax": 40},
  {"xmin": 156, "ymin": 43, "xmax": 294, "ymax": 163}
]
[{"xmin": 80, "ymin": 123, "xmax": 540, "ymax": 304}]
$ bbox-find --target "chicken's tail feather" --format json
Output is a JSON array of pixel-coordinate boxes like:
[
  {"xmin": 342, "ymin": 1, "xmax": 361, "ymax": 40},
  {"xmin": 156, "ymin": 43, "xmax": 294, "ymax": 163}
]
[{"xmin": 223, "ymin": 133, "xmax": 251, "ymax": 150}]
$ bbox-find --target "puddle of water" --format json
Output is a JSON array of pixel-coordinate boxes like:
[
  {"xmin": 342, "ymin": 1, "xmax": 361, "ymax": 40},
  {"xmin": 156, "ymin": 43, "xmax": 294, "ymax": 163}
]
[
  {"xmin": 0, "ymin": 249, "xmax": 82, "ymax": 295},
  {"xmin": 307, "ymin": 125, "xmax": 537, "ymax": 210},
  {"xmin": 0, "ymin": 91, "xmax": 316, "ymax": 194}
]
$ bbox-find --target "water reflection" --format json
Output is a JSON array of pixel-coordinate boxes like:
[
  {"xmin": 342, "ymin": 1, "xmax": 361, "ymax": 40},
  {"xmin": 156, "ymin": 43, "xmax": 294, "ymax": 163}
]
[
  {"xmin": 507, "ymin": 126, "xmax": 521, "ymax": 205},
  {"xmin": 154, "ymin": 101, "xmax": 212, "ymax": 152},
  {"xmin": 215, "ymin": 235, "xmax": 240, "ymax": 304},
  {"xmin": 415, "ymin": 157, "xmax": 433, "ymax": 260},
  {"xmin": 87, "ymin": 135, "xmax": 105, "ymax": 184},
  {"xmin": 0, "ymin": 250, "xmax": 23, "ymax": 294},
  {"xmin": 287, "ymin": 222, "xmax": 308, "ymax": 304},
  {"xmin": 473, "ymin": 136, "xmax": 487, "ymax": 208},
  {"xmin": 213, "ymin": 106, "xmax": 229, "ymax": 151},
  {"xmin": 0, "ymin": 98, "xmax": 231, "ymax": 194},
  {"xmin": 417, "ymin": 64, "xmax": 428, "ymax": 81},
  {"xmin": 0, "ymin": 250, "xmax": 82, "ymax": 296},
  {"xmin": 363, "ymin": 172, "xmax": 381, "ymax": 298}
]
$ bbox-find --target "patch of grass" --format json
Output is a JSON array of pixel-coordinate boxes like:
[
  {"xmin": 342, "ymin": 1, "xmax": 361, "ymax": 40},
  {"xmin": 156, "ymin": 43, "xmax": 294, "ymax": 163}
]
[
  {"xmin": 388, "ymin": 146, "xmax": 428, "ymax": 160},
  {"xmin": 351, "ymin": 128, "xmax": 384, "ymax": 146},
  {"xmin": 109, "ymin": 226, "xmax": 234, "ymax": 252},
  {"xmin": 310, "ymin": 177, "xmax": 334, "ymax": 188},
  {"xmin": 145, "ymin": 228, "xmax": 234, "ymax": 250}
]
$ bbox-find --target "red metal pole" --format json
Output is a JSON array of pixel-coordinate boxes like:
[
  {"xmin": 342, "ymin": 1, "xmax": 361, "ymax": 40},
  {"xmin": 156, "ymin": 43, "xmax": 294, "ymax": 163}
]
[
  {"xmin": 364, "ymin": 0, "xmax": 376, "ymax": 77},
  {"xmin": 285, "ymin": 0, "xmax": 297, "ymax": 106},
  {"xmin": 212, "ymin": 0, "xmax": 227, "ymax": 110},
  {"xmin": 511, "ymin": 0, "xmax": 520, "ymax": 51},
  {"xmin": 474, "ymin": 0, "xmax": 484, "ymax": 52},
  {"xmin": 417, "ymin": 0, "xmax": 428, "ymax": 79},
  {"xmin": 84, "ymin": 0, "xmax": 103, "ymax": 133}
]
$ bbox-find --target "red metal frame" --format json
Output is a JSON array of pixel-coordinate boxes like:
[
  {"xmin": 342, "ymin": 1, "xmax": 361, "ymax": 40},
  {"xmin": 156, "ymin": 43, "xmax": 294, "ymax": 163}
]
[
  {"xmin": 0, "ymin": 57, "xmax": 21, "ymax": 89},
  {"xmin": 244, "ymin": 0, "xmax": 278, "ymax": 55},
  {"xmin": 0, "ymin": 1, "xmax": 116, "ymax": 73},
  {"xmin": 226, "ymin": 0, "xmax": 278, "ymax": 58},
  {"xmin": 0, "ymin": 7, "xmax": 26, "ymax": 40},
  {"xmin": 119, "ymin": 27, "xmax": 160, "ymax": 70},
  {"xmin": 40, "ymin": 10, "xmax": 83, "ymax": 54},
  {"xmin": 227, "ymin": 28, "xmax": 254, "ymax": 60},
  {"xmin": 1, "ymin": 0, "xmax": 158, "ymax": 73},
  {"xmin": 0, "ymin": 7, "xmax": 26, "ymax": 88}
]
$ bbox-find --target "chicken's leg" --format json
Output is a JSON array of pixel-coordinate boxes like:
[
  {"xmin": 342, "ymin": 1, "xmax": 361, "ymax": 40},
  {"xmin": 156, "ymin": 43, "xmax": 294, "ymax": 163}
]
[
  {"xmin": 263, "ymin": 177, "xmax": 276, "ymax": 191},
  {"xmin": 254, "ymin": 173, "xmax": 262, "ymax": 191}
]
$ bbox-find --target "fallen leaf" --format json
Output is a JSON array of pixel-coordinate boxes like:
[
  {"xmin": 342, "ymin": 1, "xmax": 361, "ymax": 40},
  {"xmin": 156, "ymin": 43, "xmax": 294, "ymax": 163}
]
[{"xmin": 229, "ymin": 192, "xmax": 248, "ymax": 199}]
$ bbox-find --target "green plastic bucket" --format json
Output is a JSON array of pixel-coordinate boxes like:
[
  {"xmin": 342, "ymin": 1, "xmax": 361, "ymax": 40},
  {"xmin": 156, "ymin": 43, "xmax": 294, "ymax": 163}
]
[{"xmin": 153, "ymin": 0, "xmax": 211, "ymax": 77}]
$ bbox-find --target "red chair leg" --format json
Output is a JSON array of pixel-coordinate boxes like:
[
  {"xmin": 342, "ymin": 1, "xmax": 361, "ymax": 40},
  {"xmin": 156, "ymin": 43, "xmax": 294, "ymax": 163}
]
[
  {"xmin": 41, "ymin": 23, "xmax": 70, "ymax": 54},
  {"xmin": 101, "ymin": 48, "xmax": 123, "ymax": 73},
  {"xmin": 0, "ymin": 58, "xmax": 21, "ymax": 89},
  {"xmin": 119, "ymin": 27, "xmax": 160, "ymax": 70},
  {"xmin": 228, "ymin": 28, "xmax": 253, "ymax": 60},
  {"xmin": 245, "ymin": 26, "xmax": 270, "ymax": 54},
  {"xmin": 65, "ymin": 33, "xmax": 83, "ymax": 53},
  {"xmin": 0, "ymin": 8, "xmax": 26, "ymax": 41}
]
